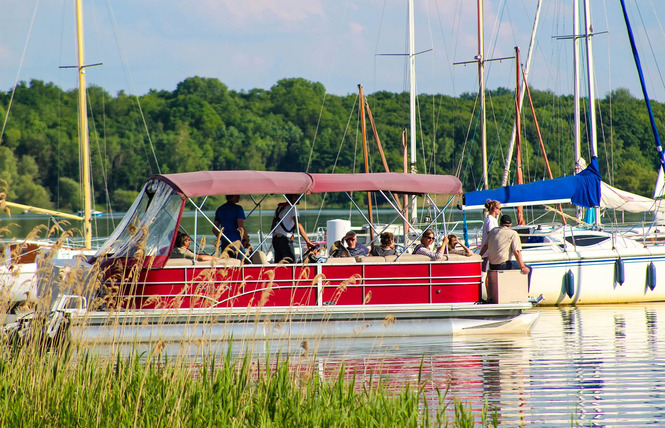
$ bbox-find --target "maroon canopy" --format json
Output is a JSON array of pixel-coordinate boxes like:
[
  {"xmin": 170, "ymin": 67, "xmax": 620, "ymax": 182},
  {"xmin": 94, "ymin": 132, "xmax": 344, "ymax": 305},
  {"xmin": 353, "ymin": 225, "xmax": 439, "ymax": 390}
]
[
  {"xmin": 310, "ymin": 172, "xmax": 462, "ymax": 195},
  {"xmin": 154, "ymin": 170, "xmax": 314, "ymax": 197},
  {"xmin": 154, "ymin": 170, "xmax": 462, "ymax": 197}
]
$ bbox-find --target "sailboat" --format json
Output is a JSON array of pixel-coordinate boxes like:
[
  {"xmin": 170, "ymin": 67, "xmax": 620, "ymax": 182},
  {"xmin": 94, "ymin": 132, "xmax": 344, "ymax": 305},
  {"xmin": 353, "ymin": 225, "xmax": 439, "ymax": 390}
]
[
  {"xmin": 463, "ymin": 0, "xmax": 665, "ymax": 305},
  {"xmin": 0, "ymin": 0, "xmax": 98, "ymax": 311}
]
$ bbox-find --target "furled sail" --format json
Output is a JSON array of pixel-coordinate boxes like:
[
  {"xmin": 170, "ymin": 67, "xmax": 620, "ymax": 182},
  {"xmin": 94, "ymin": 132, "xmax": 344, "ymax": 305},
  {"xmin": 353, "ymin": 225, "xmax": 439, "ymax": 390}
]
[{"xmin": 463, "ymin": 157, "xmax": 601, "ymax": 210}]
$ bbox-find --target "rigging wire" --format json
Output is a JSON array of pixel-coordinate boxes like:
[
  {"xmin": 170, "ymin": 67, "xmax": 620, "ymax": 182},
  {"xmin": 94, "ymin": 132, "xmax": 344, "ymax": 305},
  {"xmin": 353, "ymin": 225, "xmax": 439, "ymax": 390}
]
[
  {"xmin": 645, "ymin": 0, "xmax": 665, "ymax": 93},
  {"xmin": 600, "ymin": 1, "xmax": 615, "ymax": 187},
  {"xmin": 309, "ymin": 94, "xmax": 359, "ymax": 229},
  {"xmin": 104, "ymin": 0, "xmax": 160, "ymax": 175},
  {"xmin": 1, "ymin": 0, "xmax": 41, "ymax": 144},
  {"xmin": 633, "ymin": 1, "xmax": 664, "ymax": 96}
]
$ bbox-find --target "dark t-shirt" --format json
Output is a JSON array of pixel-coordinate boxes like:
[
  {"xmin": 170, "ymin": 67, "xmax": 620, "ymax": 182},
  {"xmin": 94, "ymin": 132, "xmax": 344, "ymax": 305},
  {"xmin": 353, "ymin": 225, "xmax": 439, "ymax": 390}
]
[
  {"xmin": 370, "ymin": 246, "xmax": 396, "ymax": 257},
  {"xmin": 214, "ymin": 202, "xmax": 246, "ymax": 242},
  {"xmin": 347, "ymin": 243, "xmax": 369, "ymax": 257}
]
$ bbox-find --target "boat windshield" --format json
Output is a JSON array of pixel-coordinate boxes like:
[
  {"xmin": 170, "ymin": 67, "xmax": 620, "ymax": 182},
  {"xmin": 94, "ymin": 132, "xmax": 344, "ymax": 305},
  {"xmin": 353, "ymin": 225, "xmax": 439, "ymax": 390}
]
[{"xmin": 94, "ymin": 180, "xmax": 183, "ymax": 259}]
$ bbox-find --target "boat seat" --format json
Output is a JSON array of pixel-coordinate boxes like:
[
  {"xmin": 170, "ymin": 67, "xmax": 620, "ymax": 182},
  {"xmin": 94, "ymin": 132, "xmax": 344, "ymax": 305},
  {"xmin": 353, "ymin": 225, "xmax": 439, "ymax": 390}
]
[
  {"xmin": 447, "ymin": 253, "xmax": 482, "ymax": 261},
  {"xmin": 325, "ymin": 256, "xmax": 356, "ymax": 264},
  {"xmin": 356, "ymin": 256, "xmax": 386, "ymax": 263},
  {"xmin": 387, "ymin": 254, "xmax": 432, "ymax": 262},
  {"xmin": 250, "ymin": 250, "xmax": 269, "ymax": 265},
  {"xmin": 194, "ymin": 258, "xmax": 241, "ymax": 267},
  {"xmin": 165, "ymin": 258, "xmax": 196, "ymax": 267}
]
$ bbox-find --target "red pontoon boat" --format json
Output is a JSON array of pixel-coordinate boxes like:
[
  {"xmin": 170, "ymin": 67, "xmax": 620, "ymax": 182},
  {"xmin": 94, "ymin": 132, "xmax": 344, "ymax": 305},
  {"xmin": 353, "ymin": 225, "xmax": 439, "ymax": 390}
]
[{"xmin": 35, "ymin": 170, "xmax": 539, "ymax": 343}]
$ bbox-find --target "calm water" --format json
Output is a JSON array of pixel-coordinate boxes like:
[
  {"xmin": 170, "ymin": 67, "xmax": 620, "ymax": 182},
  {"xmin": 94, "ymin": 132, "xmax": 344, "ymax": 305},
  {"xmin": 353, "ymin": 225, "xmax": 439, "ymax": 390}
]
[
  {"xmin": 313, "ymin": 304, "xmax": 665, "ymax": 427},
  {"xmin": 102, "ymin": 304, "xmax": 665, "ymax": 427}
]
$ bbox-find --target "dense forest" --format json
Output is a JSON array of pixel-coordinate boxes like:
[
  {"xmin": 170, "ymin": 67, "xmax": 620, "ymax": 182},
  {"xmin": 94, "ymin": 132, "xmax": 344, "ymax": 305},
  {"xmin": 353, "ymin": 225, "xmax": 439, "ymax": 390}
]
[{"xmin": 0, "ymin": 76, "xmax": 661, "ymax": 212}]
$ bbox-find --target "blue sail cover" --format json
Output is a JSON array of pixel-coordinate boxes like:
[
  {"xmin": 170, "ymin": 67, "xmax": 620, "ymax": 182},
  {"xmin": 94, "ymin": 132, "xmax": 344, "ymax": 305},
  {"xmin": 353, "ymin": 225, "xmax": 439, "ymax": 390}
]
[{"xmin": 464, "ymin": 157, "xmax": 601, "ymax": 210}]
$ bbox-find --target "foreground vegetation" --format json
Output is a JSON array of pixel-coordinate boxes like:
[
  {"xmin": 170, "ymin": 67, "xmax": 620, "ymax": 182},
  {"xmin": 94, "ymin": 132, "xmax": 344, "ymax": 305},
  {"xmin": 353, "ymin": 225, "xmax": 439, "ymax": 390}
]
[
  {"xmin": 0, "ymin": 337, "xmax": 498, "ymax": 427},
  {"xmin": 0, "ymin": 77, "xmax": 662, "ymax": 213}
]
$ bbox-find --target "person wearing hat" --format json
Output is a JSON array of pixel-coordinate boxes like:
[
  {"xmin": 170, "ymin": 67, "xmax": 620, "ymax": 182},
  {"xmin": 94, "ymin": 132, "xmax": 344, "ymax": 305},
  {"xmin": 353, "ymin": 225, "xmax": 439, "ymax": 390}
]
[
  {"xmin": 341, "ymin": 230, "xmax": 369, "ymax": 257},
  {"xmin": 487, "ymin": 214, "xmax": 530, "ymax": 275}
]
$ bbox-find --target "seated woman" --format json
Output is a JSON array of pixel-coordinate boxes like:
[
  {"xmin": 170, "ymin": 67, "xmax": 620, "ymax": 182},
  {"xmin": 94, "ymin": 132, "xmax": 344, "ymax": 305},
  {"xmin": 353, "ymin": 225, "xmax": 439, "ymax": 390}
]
[
  {"xmin": 171, "ymin": 231, "xmax": 216, "ymax": 262},
  {"xmin": 445, "ymin": 234, "xmax": 473, "ymax": 256},
  {"xmin": 370, "ymin": 232, "xmax": 396, "ymax": 257},
  {"xmin": 413, "ymin": 229, "xmax": 445, "ymax": 260}
]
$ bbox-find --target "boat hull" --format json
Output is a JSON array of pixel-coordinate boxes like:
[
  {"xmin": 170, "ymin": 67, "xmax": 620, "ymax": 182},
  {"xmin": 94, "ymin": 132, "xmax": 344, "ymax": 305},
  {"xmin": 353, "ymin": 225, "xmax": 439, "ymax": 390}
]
[
  {"xmin": 523, "ymin": 245, "xmax": 665, "ymax": 304},
  {"xmin": 106, "ymin": 256, "xmax": 484, "ymax": 310},
  {"xmin": 58, "ymin": 303, "xmax": 539, "ymax": 344}
]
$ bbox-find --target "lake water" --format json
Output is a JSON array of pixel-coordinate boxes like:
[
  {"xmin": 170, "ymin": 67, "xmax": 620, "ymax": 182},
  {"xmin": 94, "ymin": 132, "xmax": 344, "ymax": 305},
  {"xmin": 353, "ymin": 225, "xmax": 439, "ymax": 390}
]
[
  {"xmin": 307, "ymin": 304, "xmax": 665, "ymax": 427},
  {"xmin": 102, "ymin": 304, "xmax": 665, "ymax": 427}
]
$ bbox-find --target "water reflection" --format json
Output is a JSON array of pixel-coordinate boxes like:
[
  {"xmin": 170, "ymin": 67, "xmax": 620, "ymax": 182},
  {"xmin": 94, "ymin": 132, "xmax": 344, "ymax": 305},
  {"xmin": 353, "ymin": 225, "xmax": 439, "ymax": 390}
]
[{"xmin": 83, "ymin": 304, "xmax": 665, "ymax": 426}]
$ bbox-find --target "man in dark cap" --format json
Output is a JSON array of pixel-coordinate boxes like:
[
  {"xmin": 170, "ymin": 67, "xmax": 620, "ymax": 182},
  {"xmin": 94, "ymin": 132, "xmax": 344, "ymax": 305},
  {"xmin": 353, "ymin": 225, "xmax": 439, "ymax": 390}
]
[
  {"xmin": 487, "ymin": 214, "xmax": 530, "ymax": 275},
  {"xmin": 342, "ymin": 230, "xmax": 369, "ymax": 257}
]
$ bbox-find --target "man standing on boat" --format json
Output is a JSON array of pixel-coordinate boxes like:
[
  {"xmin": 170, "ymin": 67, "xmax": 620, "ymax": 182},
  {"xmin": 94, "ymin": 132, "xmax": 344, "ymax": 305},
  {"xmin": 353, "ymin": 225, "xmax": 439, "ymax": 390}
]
[
  {"xmin": 213, "ymin": 195, "xmax": 250, "ymax": 256},
  {"xmin": 272, "ymin": 194, "xmax": 315, "ymax": 263},
  {"xmin": 487, "ymin": 215, "xmax": 530, "ymax": 275}
]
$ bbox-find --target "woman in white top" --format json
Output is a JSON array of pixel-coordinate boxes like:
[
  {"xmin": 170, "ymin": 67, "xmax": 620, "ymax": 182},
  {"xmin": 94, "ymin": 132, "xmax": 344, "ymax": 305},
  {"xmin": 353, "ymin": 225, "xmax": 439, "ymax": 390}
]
[{"xmin": 479, "ymin": 200, "xmax": 501, "ymax": 263}]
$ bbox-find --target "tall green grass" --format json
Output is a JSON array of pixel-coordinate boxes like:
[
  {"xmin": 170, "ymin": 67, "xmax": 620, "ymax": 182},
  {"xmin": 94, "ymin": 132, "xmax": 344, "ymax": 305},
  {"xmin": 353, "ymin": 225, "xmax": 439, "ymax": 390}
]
[
  {"xmin": 0, "ymin": 224, "xmax": 500, "ymax": 426},
  {"xmin": 0, "ymin": 341, "xmax": 497, "ymax": 427}
]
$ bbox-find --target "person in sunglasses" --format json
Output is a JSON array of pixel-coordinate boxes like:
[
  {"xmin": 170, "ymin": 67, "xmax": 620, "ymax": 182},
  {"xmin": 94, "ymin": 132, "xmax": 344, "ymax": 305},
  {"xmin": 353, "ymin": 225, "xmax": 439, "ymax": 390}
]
[
  {"xmin": 413, "ymin": 229, "xmax": 446, "ymax": 260},
  {"xmin": 342, "ymin": 230, "xmax": 368, "ymax": 257}
]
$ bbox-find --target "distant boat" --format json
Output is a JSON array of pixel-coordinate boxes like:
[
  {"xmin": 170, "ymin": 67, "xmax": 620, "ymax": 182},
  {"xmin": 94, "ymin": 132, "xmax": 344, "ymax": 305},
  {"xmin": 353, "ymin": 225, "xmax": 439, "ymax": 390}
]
[{"xmin": 77, "ymin": 210, "xmax": 103, "ymax": 218}]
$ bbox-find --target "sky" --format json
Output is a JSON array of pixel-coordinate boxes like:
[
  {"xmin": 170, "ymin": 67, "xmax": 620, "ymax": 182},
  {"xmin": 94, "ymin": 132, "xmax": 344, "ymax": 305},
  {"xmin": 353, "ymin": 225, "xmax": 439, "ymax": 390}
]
[{"xmin": 2, "ymin": 0, "xmax": 665, "ymax": 101}]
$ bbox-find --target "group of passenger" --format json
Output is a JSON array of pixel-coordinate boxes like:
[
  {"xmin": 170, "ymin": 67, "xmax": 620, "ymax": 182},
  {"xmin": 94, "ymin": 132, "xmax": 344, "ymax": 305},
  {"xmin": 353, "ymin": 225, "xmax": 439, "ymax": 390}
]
[
  {"xmin": 171, "ymin": 193, "xmax": 516, "ymax": 266},
  {"xmin": 328, "ymin": 229, "xmax": 472, "ymax": 261}
]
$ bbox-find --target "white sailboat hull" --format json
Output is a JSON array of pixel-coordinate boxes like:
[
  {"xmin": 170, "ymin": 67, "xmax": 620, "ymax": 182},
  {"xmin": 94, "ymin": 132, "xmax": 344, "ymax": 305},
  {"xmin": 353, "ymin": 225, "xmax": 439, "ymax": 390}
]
[{"xmin": 524, "ymin": 245, "xmax": 665, "ymax": 304}]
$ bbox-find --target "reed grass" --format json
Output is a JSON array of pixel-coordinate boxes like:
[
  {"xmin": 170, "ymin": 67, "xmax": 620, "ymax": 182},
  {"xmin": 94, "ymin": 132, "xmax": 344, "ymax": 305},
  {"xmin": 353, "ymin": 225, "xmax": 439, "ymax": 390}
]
[
  {"xmin": 0, "ymin": 224, "xmax": 501, "ymax": 427},
  {"xmin": 0, "ymin": 341, "xmax": 498, "ymax": 427}
]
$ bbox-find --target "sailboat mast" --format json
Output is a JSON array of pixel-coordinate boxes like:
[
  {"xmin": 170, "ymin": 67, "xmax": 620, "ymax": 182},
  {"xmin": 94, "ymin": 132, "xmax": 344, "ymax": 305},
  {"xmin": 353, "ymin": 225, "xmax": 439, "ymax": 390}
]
[
  {"xmin": 477, "ymin": 0, "xmax": 487, "ymax": 189},
  {"xmin": 75, "ymin": 0, "xmax": 92, "ymax": 249},
  {"xmin": 583, "ymin": 0, "xmax": 601, "ymax": 226},
  {"xmin": 408, "ymin": 0, "xmax": 417, "ymax": 222},
  {"xmin": 574, "ymin": 0, "xmax": 583, "ymax": 221},
  {"xmin": 573, "ymin": 0, "xmax": 581, "ymax": 169}
]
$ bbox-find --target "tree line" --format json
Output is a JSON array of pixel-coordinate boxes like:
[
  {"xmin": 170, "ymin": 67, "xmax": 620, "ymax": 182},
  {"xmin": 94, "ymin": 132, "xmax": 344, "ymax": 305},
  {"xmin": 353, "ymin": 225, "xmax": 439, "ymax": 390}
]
[{"xmin": 0, "ymin": 77, "xmax": 661, "ymax": 212}]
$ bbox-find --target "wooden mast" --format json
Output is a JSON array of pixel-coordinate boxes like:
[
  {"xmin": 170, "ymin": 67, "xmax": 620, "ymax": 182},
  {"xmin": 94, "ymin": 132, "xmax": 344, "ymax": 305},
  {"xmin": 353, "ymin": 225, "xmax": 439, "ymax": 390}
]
[
  {"xmin": 520, "ymin": 65, "xmax": 567, "ymax": 225},
  {"xmin": 501, "ymin": 0, "xmax": 543, "ymax": 186},
  {"xmin": 358, "ymin": 84, "xmax": 374, "ymax": 241},
  {"xmin": 75, "ymin": 0, "xmax": 92, "ymax": 249}
]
